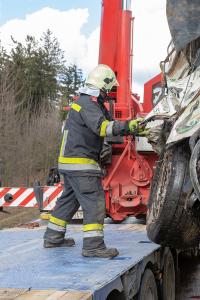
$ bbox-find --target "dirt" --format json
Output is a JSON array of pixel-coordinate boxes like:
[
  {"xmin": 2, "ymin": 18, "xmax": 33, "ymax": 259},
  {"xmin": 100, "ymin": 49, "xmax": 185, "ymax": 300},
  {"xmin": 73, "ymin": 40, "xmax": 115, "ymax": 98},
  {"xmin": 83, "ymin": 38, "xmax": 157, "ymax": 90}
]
[{"xmin": 0, "ymin": 207, "xmax": 40, "ymax": 229}]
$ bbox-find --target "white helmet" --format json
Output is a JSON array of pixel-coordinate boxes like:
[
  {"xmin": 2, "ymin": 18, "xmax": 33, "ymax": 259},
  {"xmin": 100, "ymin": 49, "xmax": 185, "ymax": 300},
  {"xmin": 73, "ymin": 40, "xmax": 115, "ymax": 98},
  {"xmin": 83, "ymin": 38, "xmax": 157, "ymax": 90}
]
[{"xmin": 86, "ymin": 64, "xmax": 119, "ymax": 93}]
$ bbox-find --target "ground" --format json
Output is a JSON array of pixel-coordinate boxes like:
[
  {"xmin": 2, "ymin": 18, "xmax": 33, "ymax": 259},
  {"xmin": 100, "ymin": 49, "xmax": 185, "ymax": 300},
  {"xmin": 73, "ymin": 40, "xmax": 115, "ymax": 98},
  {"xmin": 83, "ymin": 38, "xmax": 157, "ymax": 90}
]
[{"xmin": 0, "ymin": 207, "xmax": 40, "ymax": 229}]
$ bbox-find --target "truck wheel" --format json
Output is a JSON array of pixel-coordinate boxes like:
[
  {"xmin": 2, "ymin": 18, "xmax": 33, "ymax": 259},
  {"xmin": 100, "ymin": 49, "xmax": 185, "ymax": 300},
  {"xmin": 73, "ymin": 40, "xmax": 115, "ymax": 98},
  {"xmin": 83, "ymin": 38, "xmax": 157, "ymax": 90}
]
[
  {"xmin": 147, "ymin": 143, "xmax": 200, "ymax": 249},
  {"xmin": 138, "ymin": 269, "xmax": 158, "ymax": 300},
  {"xmin": 161, "ymin": 251, "xmax": 175, "ymax": 300}
]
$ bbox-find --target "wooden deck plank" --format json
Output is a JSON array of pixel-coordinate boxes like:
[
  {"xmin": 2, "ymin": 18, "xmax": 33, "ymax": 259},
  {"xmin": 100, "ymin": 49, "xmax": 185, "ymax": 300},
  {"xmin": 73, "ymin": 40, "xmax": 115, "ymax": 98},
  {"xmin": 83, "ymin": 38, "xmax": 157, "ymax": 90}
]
[
  {"xmin": 0, "ymin": 288, "xmax": 27, "ymax": 299},
  {"xmin": 45, "ymin": 291, "xmax": 68, "ymax": 300},
  {"xmin": 0, "ymin": 289, "xmax": 92, "ymax": 300},
  {"xmin": 60, "ymin": 291, "xmax": 92, "ymax": 300},
  {"xmin": 14, "ymin": 290, "xmax": 56, "ymax": 299}
]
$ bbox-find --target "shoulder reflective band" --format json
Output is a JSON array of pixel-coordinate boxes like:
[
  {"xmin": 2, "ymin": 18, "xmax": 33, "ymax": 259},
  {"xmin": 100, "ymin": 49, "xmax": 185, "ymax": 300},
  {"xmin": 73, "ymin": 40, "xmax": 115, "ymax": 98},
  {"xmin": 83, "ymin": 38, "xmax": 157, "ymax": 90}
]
[
  {"xmin": 49, "ymin": 215, "xmax": 67, "ymax": 228},
  {"xmin": 71, "ymin": 103, "xmax": 81, "ymax": 112},
  {"xmin": 100, "ymin": 120, "xmax": 110, "ymax": 137},
  {"xmin": 83, "ymin": 223, "xmax": 104, "ymax": 232},
  {"xmin": 58, "ymin": 157, "xmax": 98, "ymax": 165}
]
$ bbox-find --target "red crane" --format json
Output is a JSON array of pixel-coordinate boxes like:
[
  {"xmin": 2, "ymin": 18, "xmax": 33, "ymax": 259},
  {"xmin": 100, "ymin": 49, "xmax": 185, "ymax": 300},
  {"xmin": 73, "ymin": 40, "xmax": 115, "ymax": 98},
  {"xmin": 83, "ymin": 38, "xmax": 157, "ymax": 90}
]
[{"xmin": 99, "ymin": 0, "xmax": 158, "ymax": 221}]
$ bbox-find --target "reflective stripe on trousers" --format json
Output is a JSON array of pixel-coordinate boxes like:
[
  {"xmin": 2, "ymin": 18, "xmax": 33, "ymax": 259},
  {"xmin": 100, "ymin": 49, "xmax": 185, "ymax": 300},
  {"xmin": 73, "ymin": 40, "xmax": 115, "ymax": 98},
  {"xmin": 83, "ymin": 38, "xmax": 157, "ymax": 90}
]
[
  {"xmin": 47, "ymin": 215, "xmax": 67, "ymax": 232},
  {"xmin": 83, "ymin": 223, "xmax": 104, "ymax": 238},
  {"xmin": 48, "ymin": 222, "xmax": 66, "ymax": 232}
]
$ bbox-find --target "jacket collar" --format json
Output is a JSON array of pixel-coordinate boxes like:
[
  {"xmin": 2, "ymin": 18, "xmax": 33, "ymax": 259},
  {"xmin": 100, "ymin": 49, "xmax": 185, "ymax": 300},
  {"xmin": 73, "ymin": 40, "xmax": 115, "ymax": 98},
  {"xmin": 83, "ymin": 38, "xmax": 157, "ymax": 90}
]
[{"xmin": 78, "ymin": 86, "xmax": 100, "ymax": 97}]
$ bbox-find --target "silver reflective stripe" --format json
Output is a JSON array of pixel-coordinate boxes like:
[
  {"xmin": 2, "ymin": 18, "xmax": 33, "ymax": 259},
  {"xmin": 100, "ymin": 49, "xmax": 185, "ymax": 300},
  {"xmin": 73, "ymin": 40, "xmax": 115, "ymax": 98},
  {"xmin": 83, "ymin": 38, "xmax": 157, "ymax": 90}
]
[
  {"xmin": 60, "ymin": 130, "xmax": 68, "ymax": 157},
  {"xmin": 48, "ymin": 222, "xmax": 66, "ymax": 232},
  {"xmin": 83, "ymin": 230, "xmax": 104, "ymax": 238},
  {"xmin": 122, "ymin": 0, "xmax": 132, "ymax": 11},
  {"xmin": 58, "ymin": 163, "xmax": 101, "ymax": 171},
  {"xmin": 106, "ymin": 121, "xmax": 114, "ymax": 137}
]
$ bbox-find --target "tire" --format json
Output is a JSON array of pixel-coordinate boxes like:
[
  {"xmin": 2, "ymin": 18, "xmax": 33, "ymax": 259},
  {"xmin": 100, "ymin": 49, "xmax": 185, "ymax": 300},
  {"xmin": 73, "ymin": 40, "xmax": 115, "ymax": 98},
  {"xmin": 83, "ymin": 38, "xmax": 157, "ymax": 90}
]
[
  {"xmin": 161, "ymin": 251, "xmax": 175, "ymax": 300},
  {"xmin": 147, "ymin": 143, "xmax": 200, "ymax": 249},
  {"xmin": 138, "ymin": 269, "xmax": 158, "ymax": 300}
]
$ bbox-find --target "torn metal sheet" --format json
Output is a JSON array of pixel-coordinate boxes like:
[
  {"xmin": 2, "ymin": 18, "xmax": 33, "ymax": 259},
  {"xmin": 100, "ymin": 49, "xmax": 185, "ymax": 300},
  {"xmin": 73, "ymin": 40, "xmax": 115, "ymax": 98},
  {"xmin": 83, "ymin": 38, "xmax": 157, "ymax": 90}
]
[
  {"xmin": 167, "ymin": 95, "xmax": 200, "ymax": 144},
  {"xmin": 145, "ymin": 66, "xmax": 200, "ymax": 123},
  {"xmin": 165, "ymin": 49, "xmax": 190, "ymax": 80},
  {"xmin": 145, "ymin": 66, "xmax": 200, "ymax": 146},
  {"xmin": 167, "ymin": 66, "xmax": 200, "ymax": 109},
  {"xmin": 144, "ymin": 95, "xmax": 177, "ymax": 122}
]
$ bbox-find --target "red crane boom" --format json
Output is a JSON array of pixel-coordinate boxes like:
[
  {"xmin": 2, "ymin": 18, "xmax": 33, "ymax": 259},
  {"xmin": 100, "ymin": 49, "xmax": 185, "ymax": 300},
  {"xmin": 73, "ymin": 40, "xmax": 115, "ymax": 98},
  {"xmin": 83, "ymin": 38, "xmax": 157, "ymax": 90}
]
[
  {"xmin": 99, "ymin": 0, "xmax": 157, "ymax": 221},
  {"xmin": 99, "ymin": 0, "xmax": 133, "ymax": 119}
]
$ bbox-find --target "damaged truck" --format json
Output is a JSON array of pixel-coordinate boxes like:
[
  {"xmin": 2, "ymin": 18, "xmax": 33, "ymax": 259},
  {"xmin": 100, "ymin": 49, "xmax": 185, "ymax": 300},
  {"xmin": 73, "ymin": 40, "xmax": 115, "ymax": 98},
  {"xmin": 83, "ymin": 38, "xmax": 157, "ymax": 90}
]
[{"xmin": 146, "ymin": 0, "xmax": 200, "ymax": 249}]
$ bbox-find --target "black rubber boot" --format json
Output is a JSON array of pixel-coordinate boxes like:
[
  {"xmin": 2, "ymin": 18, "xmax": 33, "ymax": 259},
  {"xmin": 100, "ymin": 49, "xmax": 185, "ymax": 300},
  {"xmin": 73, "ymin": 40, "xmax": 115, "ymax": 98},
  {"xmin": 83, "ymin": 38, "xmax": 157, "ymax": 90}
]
[
  {"xmin": 82, "ymin": 237, "xmax": 119, "ymax": 258},
  {"xmin": 43, "ymin": 227, "xmax": 75, "ymax": 248},
  {"xmin": 43, "ymin": 238, "xmax": 75, "ymax": 248}
]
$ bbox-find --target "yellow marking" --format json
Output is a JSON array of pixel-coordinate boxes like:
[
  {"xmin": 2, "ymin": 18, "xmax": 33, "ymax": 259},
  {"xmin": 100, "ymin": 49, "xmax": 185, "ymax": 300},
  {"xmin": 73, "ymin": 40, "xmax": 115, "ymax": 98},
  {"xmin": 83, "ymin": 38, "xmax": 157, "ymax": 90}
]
[
  {"xmin": 100, "ymin": 120, "xmax": 110, "ymax": 137},
  {"xmin": 49, "ymin": 216, "xmax": 67, "ymax": 227},
  {"xmin": 71, "ymin": 103, "xmax": 81, "ymax": 112},
  {"xmin": 58, "ymin": 157, "xmax": 98, "ymax": 165},
  {"xmin": 83, "ymin": 223, "xmax": 104, "ymax": 232}
]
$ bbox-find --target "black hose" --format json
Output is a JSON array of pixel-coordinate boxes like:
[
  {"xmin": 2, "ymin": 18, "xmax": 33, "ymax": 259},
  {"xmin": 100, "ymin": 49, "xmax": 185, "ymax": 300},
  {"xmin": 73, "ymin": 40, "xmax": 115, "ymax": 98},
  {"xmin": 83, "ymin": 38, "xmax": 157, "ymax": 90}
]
[{"xmin": 189, "ymin": 139, "xmax": 200, "ymax": 200}]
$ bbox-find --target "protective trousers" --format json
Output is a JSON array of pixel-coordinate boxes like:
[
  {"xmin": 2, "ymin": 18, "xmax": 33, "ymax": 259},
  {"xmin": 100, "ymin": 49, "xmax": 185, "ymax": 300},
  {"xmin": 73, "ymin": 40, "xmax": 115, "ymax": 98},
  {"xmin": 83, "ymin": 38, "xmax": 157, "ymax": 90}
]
[{"xmin": 43, "ymin": 174, "xmax": 106, "ymax": 250}]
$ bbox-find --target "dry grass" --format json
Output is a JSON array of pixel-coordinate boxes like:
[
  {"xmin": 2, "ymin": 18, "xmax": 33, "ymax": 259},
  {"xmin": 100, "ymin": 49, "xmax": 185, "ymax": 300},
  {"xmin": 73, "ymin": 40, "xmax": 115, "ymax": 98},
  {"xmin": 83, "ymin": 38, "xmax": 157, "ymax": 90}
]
[{"xmin": 0, "ymin": 207, "xmax": 40, "ymax": 229}]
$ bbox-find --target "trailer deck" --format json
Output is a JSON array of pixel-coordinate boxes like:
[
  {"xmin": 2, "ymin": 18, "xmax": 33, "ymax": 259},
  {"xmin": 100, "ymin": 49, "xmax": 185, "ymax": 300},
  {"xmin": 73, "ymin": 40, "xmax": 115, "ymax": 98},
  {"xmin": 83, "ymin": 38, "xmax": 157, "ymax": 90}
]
[{"xmin": 0, "ymin": 223, "xmax": 159, "ymax": 299}]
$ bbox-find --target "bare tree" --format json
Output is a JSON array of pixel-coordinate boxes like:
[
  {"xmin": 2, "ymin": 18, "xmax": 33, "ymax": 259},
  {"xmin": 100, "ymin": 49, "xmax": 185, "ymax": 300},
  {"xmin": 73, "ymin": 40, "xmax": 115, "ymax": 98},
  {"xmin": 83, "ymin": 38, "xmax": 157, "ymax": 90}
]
[{"xmin": 0, "ymin": 67, "xmax": 62, "ymax": 186}]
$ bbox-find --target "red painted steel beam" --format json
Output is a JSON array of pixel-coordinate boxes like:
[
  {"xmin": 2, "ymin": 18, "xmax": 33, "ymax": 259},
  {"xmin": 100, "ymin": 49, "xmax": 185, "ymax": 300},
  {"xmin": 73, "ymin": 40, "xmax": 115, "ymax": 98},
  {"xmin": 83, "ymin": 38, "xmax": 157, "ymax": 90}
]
[{"xmin": 99, "ymin": 0, "xmax": 133, "ymax": 119}]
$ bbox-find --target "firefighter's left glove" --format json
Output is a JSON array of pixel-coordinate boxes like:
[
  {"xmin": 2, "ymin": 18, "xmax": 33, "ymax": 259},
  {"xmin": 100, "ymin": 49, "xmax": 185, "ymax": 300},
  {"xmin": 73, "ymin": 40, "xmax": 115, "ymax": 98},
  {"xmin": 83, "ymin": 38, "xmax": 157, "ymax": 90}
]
[
  {"xmin": 128, "ymin": 118, "xmax": 148, "ymax": 136},
  {"xmin": 136, "ymin": 128, "xmax": 150, "ymax": 137},
  {"xmin": 128, "ymin": 118, "xmax": 144, "ymax": 132}
]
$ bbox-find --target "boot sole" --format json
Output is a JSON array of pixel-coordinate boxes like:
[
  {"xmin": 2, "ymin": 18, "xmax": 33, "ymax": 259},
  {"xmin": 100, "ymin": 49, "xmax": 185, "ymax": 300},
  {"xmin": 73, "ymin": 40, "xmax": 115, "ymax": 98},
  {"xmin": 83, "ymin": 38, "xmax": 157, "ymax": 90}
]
[
  {"xmin": 82, "ymin": 251, "xmax": 119, "ymax": 258},
  {"xmin": 44, "ymin": 244, "xmax": 75, "ymax": 248},
  {"xmin": 43, "ymin": 240, "xmax": 75, "ymax": 248}
]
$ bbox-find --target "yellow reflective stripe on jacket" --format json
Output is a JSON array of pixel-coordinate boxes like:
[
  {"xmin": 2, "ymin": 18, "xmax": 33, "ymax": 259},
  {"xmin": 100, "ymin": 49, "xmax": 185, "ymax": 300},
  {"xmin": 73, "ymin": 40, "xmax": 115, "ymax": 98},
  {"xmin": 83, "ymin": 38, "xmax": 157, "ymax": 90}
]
[
  {"xmin": 83, "ymin": 223, "xmax": 104, "ymax": 232},
  {"xmin": 100, "ymin": 120, "xmax": 110, "ymax": 137},
  {"xmin": 49, "ymin": 216, "xmax": 67, "ymax": 228},
  {"xmin": 71, "ymin": 103, "xmax": 81, "ymax": 112},
  {"xmin": 58, "ymin": 157, "xmax": 98, "ymax": 165}
]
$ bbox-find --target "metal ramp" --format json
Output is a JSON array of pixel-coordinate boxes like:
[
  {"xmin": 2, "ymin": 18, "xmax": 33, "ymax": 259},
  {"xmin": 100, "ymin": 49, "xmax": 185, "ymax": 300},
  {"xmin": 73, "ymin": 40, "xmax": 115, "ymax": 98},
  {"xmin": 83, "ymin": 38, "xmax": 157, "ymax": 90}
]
[{"xmin": 0, "ymin": 224, "xmax": 159, "ymax": 299}]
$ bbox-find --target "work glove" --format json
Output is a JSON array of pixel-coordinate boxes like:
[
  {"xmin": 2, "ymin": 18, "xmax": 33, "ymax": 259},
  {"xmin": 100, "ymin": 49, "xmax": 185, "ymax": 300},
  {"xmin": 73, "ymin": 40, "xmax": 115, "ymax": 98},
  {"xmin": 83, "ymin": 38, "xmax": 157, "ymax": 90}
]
[{"xmin": 128, "ymin": 118, "xmax": 149, "ymax": 137}]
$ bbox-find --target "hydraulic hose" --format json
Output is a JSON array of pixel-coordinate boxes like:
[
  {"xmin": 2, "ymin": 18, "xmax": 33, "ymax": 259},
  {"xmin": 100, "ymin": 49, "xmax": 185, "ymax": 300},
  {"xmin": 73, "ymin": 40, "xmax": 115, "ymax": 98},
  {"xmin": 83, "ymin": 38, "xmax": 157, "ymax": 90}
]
[{"xmin": 189, "ymin": 139, "xmax": 200, "ymax": 200}]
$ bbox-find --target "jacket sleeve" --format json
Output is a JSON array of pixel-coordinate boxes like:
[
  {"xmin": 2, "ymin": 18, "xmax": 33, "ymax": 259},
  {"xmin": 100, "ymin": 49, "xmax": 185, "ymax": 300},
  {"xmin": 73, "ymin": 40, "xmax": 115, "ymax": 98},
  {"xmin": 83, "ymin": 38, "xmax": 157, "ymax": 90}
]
[{"xmin": 79, "ymin": 101, "xmax": 130, "ymax": 137}]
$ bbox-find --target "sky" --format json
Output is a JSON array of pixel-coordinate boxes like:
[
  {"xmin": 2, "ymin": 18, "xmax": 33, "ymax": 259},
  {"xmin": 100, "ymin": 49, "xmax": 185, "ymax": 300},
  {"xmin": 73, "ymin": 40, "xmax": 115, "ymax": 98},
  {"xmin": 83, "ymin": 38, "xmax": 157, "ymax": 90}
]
[{"xmin": 0, "ymin": 0, "xmax": 171, "ymax": 98}]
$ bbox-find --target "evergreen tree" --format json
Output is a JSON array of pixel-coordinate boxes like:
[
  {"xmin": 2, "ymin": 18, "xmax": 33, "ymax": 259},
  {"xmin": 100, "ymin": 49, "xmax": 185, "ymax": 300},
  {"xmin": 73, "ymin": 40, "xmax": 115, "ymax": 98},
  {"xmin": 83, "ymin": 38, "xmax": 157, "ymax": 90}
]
[
  {"xmin": 8, "ymin": 31, "xmax": 65, "ymax": 113},
  {"xmin": 59, "ymin": 64, "xmax": 84, "ymax": 120},
  {"xmin": 0, "ymin": 31, "xmax": 84, "ymax": 115},
  {"xmin": 60, "ymin": 64, "xmax": 84, "ymax": 105}
]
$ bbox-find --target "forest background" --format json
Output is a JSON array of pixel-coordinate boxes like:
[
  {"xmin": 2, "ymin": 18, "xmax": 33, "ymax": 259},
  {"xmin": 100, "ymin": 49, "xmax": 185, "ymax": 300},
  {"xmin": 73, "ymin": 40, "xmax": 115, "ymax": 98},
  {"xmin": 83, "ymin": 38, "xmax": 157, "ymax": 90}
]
[{"xmin": 0, "ymin": 29, "xmax": 84, "ymax": 186}]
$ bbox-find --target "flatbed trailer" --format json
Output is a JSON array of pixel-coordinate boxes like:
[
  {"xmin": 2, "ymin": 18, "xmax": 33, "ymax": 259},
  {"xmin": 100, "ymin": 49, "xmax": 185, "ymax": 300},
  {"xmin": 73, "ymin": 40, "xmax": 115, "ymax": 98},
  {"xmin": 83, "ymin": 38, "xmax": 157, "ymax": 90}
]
[{"xmin": 1, "ymin": 222, "xmax": 199, "ymax": 300}]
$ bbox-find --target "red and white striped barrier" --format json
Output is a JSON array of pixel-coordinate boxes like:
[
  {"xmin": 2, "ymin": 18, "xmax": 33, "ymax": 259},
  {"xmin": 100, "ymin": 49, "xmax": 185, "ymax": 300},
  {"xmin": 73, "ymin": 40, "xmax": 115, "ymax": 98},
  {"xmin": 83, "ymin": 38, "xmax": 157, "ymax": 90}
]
[{"xmin": 0, "ymin": 186, "xmax": 63, "ymax": 210}]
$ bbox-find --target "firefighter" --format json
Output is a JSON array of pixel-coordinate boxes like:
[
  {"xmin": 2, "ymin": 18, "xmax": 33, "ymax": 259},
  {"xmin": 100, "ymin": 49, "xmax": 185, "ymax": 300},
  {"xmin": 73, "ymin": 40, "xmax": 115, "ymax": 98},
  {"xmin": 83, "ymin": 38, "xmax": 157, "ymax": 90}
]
[{"xmin": 43, "ymin": 64, "xmax": 147, "ymax": 258}]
